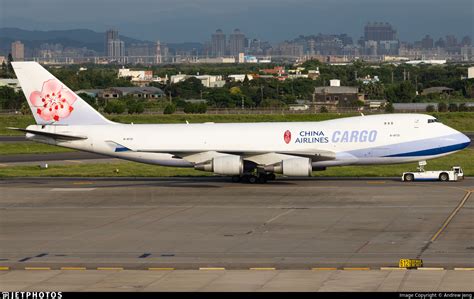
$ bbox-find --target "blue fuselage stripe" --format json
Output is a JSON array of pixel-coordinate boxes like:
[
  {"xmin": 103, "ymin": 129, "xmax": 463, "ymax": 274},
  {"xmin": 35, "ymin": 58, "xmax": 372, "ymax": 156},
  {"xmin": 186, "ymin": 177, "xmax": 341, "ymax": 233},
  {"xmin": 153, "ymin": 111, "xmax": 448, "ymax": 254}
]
[{"xmin": 384, "ymin": 142, "xmax": 470, "ymax": 157}]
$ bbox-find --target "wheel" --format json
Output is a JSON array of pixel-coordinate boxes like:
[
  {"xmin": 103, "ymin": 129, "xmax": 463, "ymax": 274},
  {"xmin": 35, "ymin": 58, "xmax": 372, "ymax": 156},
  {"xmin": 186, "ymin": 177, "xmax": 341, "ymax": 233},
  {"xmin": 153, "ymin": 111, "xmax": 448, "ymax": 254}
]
[
  {"xmin": 439, "ymin": 173, "xmax": 449, "ymax": 182},
  {"xmin": 231, "ymin": 175, "xmax": 241, "ymax": 183},
  {"xmin": 257, "ymin": 176, "xmax": 267, "ymax": 184},
  {"xmin": 248, "ymin": 175, "xmax": 258, "ymax": 184},
  {"xmin": 404, "ymin": 173, "xmax": 414, "ymax": 182},
  {"xmin": 266, "ymin": 173, "xmax": 276, "ymax": 181}
]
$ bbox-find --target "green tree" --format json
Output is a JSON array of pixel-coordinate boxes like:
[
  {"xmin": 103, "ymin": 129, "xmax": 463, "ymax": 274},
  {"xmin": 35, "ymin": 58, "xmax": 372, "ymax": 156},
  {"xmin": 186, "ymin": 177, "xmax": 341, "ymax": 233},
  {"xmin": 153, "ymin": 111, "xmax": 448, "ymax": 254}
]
[
  {"xmin": 183, "ymin": 102, "xmax": 207, "ymax": 114},
  {"xmin": 438, "ymin": 102, "xmax": 448, "ymax": 112},
  {"xmin": 458, "ymin": 103, "xmax": 468, "ymax": 112},
  {"xmin": 395, "ymin": 81, "xmax": 416, "ymax": 102},
  {"xmin": 7, "ymin": 53, "xmax": 14, "ymax": 76},
  {"xmin": 104, "ymin": 101, "xmax": 126, "ymax": 114},
  {"xmin": 426, "ymin": 105, "xmax": 435, "ymax": 112},
  {"xmin": 126, "ymin": 99, "xmax": 145, "ymax": 114},
  {"xmin": 384, "ymin": 102, "xmax": 395, "ymax": 113},
  {"xmin": 77, "ymin": 93, "xmax": 98, "ymax": 109},
  {"xmin": 163, "ymin": 103, "xmax": 176, "ymax": 114},
  {"xmin": 448, "ymin": 103, "xmax": 458, "ymax": 112}
]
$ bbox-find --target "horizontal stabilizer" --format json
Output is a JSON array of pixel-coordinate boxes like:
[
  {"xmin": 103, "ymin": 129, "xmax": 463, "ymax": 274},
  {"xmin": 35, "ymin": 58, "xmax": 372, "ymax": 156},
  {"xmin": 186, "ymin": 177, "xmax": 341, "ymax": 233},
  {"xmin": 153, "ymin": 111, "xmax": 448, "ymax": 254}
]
[{"xmin": 7, "ymin": 127, "xmax": 88, "ymax": 140}]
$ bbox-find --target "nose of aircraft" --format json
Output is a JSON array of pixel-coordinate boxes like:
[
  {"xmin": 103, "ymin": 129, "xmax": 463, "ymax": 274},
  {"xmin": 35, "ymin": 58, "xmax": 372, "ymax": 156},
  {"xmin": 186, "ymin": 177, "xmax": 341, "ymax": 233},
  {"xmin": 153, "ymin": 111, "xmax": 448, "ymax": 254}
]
[{"xmin": 458, "ymin": 132, "xmax": 471, "ymax": 149}]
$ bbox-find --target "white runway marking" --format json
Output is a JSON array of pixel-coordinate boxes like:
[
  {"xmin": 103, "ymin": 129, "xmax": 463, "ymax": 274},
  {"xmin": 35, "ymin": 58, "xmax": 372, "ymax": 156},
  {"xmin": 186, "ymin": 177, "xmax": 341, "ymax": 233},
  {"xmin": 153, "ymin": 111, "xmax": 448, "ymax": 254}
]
[{"xmin": 50, "ymin": 188, "xmax": 96, "ymax": 192}]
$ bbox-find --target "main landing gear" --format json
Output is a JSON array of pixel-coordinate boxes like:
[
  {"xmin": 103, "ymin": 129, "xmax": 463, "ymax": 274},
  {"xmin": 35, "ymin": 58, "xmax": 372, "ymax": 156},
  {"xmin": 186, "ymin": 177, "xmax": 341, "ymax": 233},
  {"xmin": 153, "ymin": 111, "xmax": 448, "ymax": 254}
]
[{"xmin": 231, "ymin": 173, "xmax": 276, "ymax": 184}]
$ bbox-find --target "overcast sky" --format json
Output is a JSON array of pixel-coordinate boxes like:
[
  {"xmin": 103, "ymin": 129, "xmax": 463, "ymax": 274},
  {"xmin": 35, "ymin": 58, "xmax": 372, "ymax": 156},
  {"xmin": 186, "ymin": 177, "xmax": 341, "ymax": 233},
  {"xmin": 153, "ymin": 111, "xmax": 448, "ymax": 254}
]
[{"xmin": 1, "ymin": 0, "xmax": 472, "ymax": 43}]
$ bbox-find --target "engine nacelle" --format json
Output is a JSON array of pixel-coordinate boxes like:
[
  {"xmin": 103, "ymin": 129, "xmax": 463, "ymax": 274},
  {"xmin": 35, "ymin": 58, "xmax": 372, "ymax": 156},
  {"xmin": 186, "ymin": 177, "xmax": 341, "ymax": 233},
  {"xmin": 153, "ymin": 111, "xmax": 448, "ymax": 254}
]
[
  {"xmin": 194, "ymin": 155, "xmax": 243, "ymax": 175},
  {"xmin": 265, "ymin": 157, "xmax": 312, "ymax": 177}
]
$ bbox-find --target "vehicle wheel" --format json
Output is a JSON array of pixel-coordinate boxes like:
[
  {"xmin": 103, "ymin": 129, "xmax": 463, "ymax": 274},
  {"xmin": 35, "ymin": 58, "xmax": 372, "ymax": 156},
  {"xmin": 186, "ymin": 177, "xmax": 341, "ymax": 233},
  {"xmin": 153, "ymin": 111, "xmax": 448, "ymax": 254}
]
[
  {"xmin": 257, "ymin": 176, "xmax": 267, "ymax": 184},
  {"xmin": 404, "ymin": 173, "xmax": 414, "ymax": 182},
  {"xmin": 248, "ymin": 175, "xmax": 258, "ymax": 184},
  {"xmin": 266, "ymin": 173, "xmax": 276, "ymax": 181},
  {"xmin": 231, "ymin": 175, "xmax": 241, "ymax": 183},
  {"xmin": 439, "ymin": 173, "xmax": 449, "ymax": 182}
]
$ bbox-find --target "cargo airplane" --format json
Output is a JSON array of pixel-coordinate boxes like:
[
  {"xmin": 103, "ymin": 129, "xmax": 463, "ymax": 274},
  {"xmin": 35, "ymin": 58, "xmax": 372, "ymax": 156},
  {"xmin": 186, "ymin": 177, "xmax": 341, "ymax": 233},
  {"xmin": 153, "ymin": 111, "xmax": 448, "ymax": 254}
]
[{"xmin": 11, "ymin": 62, "xmax": 471, "ymax": 183}]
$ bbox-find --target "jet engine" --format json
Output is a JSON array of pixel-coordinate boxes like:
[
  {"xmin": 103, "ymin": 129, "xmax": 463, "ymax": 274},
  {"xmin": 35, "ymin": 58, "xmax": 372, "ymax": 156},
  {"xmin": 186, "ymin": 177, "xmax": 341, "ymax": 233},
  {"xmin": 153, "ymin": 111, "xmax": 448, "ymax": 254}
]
[
  {"xmin": 264, "ymin": 157, "xmax": 312, "ymax": 177},
  {"xmin": 194, "ymin": 155, "xmax": 243, "ymax": 175}
]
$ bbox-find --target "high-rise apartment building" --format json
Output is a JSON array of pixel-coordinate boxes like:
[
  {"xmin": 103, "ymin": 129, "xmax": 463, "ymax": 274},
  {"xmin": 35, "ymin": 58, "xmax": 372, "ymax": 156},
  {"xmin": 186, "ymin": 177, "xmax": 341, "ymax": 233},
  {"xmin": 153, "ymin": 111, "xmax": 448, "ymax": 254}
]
[
  {"xmin": 11, "ymin": 41, "xmax": 25, "ymax": 61},
  {"xmin": 421, "ymin": 35, "xmax": 434, "ymax": 49},
  {"xmin": 105, "ymin": 29, "xmax": 125, "ymax": 62},
  {"xmin": 364, "ymin": 22, "xmax": 397, "ymax": 41},
  {"xmin": 363, "ymin": 22, "xmax": 399, "ymax": 55},
  {"xmin": 211, "ymin": 29, "xmax": 226, "ymax": 57},
  {"xmin": 229, "ymin": 29, "xmax": 245, "ymax": 56}
]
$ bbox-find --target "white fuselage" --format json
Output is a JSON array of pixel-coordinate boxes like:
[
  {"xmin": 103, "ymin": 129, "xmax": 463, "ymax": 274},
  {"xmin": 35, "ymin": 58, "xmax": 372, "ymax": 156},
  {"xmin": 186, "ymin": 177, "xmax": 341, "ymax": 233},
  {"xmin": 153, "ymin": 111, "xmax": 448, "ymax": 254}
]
[{"xmin": 26, "ymin": 114, "xmax": 470, "ymax": 169}]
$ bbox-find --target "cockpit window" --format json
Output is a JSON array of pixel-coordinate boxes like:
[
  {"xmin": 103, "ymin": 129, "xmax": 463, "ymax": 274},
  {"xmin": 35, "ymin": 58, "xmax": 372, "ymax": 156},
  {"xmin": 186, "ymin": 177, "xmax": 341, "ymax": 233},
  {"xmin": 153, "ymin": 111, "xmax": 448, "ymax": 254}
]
[{"xmin": 428, "ymin": 118, "xmax": 441, "ymax": 123}]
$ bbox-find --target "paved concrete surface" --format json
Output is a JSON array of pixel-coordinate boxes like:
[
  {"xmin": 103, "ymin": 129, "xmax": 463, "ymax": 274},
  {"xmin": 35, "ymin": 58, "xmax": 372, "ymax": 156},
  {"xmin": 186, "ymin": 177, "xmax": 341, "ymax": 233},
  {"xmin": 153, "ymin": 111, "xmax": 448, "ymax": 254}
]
[
  {"xmin": 0, "ymin": 177, "xmax": 473, "ymax": 270},
  {"xmin": 0, "ymin": 136, "xmax": 25, "ymax": 142},
  {"xmin": 0, "ymin": 177, "xmax": 473, "ymax": 291},
  {"xmin": 1, "ymin": 269, "xmax": 473, "ymax": 292},
  {"xmin": 0, "ymin": 152, "xmax": 110, "ymax": 164}
]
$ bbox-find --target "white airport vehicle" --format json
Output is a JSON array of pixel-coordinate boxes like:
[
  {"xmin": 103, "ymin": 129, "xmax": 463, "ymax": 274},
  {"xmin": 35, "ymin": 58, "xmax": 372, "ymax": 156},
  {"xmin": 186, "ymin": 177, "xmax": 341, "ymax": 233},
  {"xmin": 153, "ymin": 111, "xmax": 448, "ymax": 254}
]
[
  {"xmin": 402, "ymin": 161, "xmax": 464, "ymax": 182},
  {"xmin": 10, "ymin": 62, "xmax": 472, "ymax": 183}
]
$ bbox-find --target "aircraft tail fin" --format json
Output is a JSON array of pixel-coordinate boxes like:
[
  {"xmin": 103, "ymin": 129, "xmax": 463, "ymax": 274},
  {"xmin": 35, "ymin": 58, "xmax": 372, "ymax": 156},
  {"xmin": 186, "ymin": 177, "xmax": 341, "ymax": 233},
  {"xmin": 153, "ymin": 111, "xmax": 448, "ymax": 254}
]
[{"xmin": 11, "ymin": 61, "xmax": 112, "ymax": 125}]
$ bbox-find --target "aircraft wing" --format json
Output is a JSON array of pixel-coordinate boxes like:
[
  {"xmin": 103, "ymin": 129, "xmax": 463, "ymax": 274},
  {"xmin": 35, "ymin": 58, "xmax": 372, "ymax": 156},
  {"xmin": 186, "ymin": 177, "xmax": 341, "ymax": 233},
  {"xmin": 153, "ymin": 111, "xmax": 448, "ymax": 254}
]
[{"xmin": 135, "ymin": 148, "xmax": 335, "ymax": 164}]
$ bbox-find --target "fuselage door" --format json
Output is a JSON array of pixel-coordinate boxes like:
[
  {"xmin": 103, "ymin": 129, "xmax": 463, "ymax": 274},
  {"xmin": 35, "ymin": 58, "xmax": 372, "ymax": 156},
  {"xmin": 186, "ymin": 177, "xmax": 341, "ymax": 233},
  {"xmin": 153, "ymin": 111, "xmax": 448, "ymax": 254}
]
[{"xmin": 414, "ymin": 118, "xmax": 420, "ymax": 129}]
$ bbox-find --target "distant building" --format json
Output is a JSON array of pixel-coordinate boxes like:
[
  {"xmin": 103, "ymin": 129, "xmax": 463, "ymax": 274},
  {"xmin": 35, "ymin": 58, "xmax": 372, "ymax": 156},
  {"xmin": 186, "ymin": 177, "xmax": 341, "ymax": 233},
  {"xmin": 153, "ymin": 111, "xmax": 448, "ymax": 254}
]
[
  {"xmin": 105, "ymin": 29, "xmax": 118, "ymax": 54},
  {"xmin": 228, "ymin": 74, "xmax": 253, "ymax": 82},
  {"xmin": 155, "ymin": 41, "xmax": 162, "ymax": 64},
  {"xmin": 468, "ymin": 66, "xmax": 474, "ymax": 79},
  {"xmin": 358, "ymin": 75, "xmax": 380, "ymax": 84},
  {"xmin": 99, "ymin": 87, "xmax": 165, "ymax": 99},
  {"xmin": 421, "ymin": 35, "xmax": 434, "ymax": 49},
  {"xmin": 364, "ymin": 22, "xmax": 397, "ymax": 41},
  {"xmin": 105, "ymin": 29, "xmax": 125, "ymax": 62},
  {"xmin": 211, "ymin": 29, "xmax": 226, "ymax": 57},
  {"xmin": 363, "ymin": 22, "xmax": 399, "ymax": 55},
  {"xmin": 229, "ymin": 29, "xmax": 245, "ymax": 56},
  {"xmin": 75, "ymin": 89, "xmax": 103, "ymax": 98},
  {"xmin": 127, "ymin": 43, "xmax": 152, "ymax": 64},
  {"xmin": 11, "ymin": 41, "xmax": 25, "ymax": 61},
  {"xmin": 276, "ymin": 42, "xmax": 304, "ymax": 57},
  {"xmin": 261, "ymin": 66, "xmax": 285, "ymax": 76},
  {"xmin": 197, "ymin": 57, "xmax": 235, "ymax": 63},
  {"xmin": 406, "ymin": 59, "xmax": 446, "ymax": 65},
  {"xmin": 421, "ymin": 87, "xmax": 454, "ymax": 96},
  {"xmin": 170, "ymin": 74, "xmax": 225, "ymax": 88},
  {"xmin": 313, "ymin": 84, "xmax": 362, "ymax": 104},
  {"xmin": 108, "ymin": 40, "xmax": 125, "ymax": 62},
  {"xmin": 117, "ymin": 68, "xmax": 153, "ymax": 86},
  {"xmin": 0, "ymin": 56, "xmax": 5, "ymax": 65},
  {"xmin": 0, "ymin": 78, "xmax": 21, "ymax": 92}
]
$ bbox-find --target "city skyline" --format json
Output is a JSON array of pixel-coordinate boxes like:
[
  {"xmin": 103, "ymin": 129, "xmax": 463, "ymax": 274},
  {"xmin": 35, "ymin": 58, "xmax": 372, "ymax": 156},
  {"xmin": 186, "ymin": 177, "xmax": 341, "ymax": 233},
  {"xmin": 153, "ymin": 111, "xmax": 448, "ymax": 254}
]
[{"xmin": 1, "ymin": 0, "xmax": 472, "ymax": 43}]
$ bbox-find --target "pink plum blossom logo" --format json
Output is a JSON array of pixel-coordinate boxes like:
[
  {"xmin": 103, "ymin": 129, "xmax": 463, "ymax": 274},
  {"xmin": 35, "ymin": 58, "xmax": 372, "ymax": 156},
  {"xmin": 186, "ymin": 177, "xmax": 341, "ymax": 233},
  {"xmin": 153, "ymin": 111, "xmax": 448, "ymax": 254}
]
[
  {"xmin": 284, "ymin": 130, "xmax": 291, "ymax": 144},
  {"xmin": 29, "ymin": 79, "xmax": 76, "ymax": 122}
]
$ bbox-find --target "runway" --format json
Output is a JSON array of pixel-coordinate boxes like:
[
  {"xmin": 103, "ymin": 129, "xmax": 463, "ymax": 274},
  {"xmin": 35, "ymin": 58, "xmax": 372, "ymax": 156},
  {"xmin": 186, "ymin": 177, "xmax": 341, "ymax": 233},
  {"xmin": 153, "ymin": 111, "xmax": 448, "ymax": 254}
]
[{"xmin": 0, "ymin": 177, "xmax": 473, "ymax": 271}]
